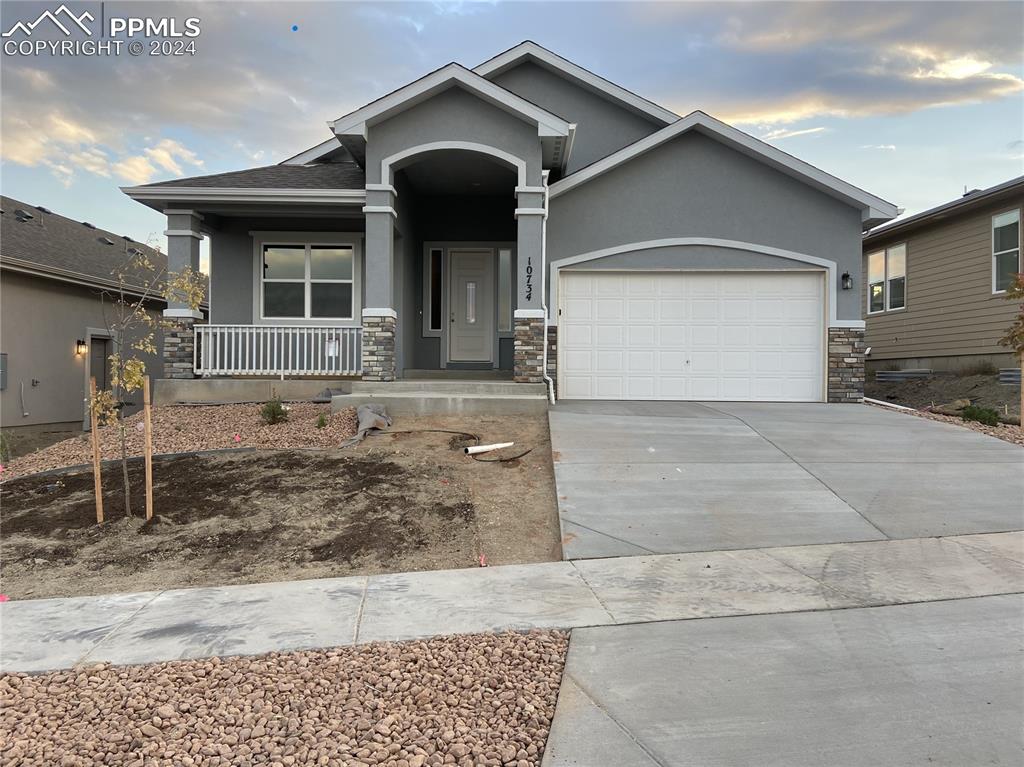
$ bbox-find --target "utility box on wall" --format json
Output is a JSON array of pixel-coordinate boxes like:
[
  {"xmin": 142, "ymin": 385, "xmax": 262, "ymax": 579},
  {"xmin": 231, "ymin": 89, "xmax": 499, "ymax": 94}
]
[{"xmin": 0, "ymin": 352, "xmax": 7, "ymax": 391}]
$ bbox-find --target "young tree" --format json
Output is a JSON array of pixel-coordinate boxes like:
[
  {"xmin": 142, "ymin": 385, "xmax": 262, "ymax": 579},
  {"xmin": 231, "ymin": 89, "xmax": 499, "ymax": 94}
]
[
  {"xmin": 999, "ymin": 272, "xmax": 1024, "ymax": 422},
  {"xmin": 91, "ymin": 238, "xmax": 205, "ymax": 518}
]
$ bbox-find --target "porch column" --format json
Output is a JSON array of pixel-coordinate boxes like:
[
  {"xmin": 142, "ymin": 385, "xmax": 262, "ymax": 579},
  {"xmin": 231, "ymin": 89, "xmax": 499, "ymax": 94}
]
[
  {"xmin": 513, "ymin": 188, "xmax": 546, "ymax": 383},
  {"xmin": 163, "ymin": 211, "xmax": 204, "ymax": 379},
  {"xmin": 362, "ymin": 188, "xmax": 398, "ymax": 381}
]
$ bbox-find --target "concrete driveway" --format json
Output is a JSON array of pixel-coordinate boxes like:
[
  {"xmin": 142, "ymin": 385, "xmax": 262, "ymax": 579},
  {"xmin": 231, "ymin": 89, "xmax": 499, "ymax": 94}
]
[{"xmin": 550, "ymin": 401, "xmax": 1024, "ymax": 558}]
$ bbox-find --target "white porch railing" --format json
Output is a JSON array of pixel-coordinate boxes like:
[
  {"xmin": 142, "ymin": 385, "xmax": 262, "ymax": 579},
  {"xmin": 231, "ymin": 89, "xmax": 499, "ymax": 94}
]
[{"xmin": 194, "ymin": 324, "xmax": 362, "ymax": 376}]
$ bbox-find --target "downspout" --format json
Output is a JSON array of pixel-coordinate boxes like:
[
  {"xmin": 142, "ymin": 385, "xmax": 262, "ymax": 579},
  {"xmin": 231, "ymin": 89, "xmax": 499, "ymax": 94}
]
[{"xmin": 540, "ymin": 171, "xmax": 555, "ymax": 404}]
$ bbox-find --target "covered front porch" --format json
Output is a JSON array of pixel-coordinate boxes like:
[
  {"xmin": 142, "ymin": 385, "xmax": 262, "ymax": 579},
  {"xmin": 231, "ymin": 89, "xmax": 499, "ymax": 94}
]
[{"xmin": 125, "ymin": 149, "xmax": 550, "ymax": 388}]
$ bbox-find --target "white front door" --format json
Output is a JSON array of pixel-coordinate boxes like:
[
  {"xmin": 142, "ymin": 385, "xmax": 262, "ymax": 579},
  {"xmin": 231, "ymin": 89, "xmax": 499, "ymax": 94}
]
[
  {"xmin": 448, "ymin": 249, "xmax": 495, "ymax": 363},
  {"xmin": 559, "ymin": 271, "xmax": 825, "ymax": 401}
]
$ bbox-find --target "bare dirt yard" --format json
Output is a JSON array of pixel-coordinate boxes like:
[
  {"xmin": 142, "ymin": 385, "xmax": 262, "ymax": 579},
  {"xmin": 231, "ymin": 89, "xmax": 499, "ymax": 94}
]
[
  {"xmin": 1, "ymin": 630, "xmax": 569, "ymax": 767},
  {"xmin": 1, "ymin": 414, "xmax": 561, "ymax": 600}
]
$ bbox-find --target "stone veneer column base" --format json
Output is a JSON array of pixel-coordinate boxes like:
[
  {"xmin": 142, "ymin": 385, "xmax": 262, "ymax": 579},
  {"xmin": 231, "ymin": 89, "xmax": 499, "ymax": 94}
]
[
  {"xmin": 827, "ymin": 327, "xmax": 866, "ymax": 403},
  {"xmin": 514, "ymin": 317, "xmax": 545, "ymax": 383},
  {"xmin": 362, "ymin": 313, "xmax": 396, "ymax": 382},
  {"xmin": 163, "ymin": 318, "xmax": 197, "ymax": 379}
]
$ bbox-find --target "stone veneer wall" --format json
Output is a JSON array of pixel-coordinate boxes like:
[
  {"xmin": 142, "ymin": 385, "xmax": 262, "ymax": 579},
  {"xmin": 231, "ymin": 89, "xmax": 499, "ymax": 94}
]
[
  {"xmin": 513, "ymin": 317, "xmax": 545, "ymax": 383},
  {"xmin": 361, "ymin": 314, "xmax": 396, "ymax": 382},
  {"xmin": 827, "ymin": 327, "xmax": 866, "ymax": 403},
  {"xmin": 163, "ymin": 318, "xmax": 197, "ymax": 380},
  {"xmin": 546, "ymin": 326, "xmax": 558, "ymax": 396}
]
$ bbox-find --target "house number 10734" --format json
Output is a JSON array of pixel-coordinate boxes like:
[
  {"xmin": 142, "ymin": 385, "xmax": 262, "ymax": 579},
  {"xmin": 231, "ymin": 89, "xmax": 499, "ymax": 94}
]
[{"xmin": 525, "ymin": 257, "xmax": 533, "ymax": 301}]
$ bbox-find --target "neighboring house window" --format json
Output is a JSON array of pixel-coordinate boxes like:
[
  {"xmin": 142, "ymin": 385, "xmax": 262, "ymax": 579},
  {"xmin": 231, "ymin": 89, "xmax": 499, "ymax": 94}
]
[
  {"xmin": 262, "ymin": 243, "xmax": 354, "ymax": 320},
  {"xmin": 993, "ymin": 209, "xmax": 1020, "ymax": 293},
  {"xmin": 867, "ymin": 243, "xmax": 907, "ymax": 313}
]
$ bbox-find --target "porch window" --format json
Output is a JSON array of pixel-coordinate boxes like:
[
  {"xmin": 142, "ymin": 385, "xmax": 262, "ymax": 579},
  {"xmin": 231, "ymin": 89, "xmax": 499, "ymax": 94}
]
[
  {"xmin": 498, "ymin": 248, "xmax": 512, "ymax": 332},
  {"xmin": 993, "ymin": 209, "xmax": 1020, "ymax": 293},
  {"xmin": 425, "ymin": 247, "xmax": 443, "ymax": 334},
  {"xmin": 262, "ymin": 243, "xmax": 354, "ymax": 320}
]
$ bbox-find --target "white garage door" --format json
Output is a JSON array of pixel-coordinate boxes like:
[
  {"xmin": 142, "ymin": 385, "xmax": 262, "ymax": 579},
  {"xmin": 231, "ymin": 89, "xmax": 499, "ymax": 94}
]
[{"xmin": 559, "ymin": 271, "xmax": 825, "ymax": 402}]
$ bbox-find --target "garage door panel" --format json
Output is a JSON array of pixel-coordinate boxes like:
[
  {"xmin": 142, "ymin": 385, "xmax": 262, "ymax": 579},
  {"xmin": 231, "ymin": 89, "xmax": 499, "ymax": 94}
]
[{"xmin": 559, "ymin": 271, "xmax": 824, "ymax": 402}]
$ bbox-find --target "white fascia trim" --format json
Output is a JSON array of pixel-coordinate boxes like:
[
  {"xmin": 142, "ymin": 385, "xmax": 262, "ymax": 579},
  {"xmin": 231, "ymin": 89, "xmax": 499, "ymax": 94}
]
[
  {"xmin": 280, "ymin": 137, "xmax": 343, "ymax": 165},
  {"xmin": 514, "ymin": 208, "xmax": 546, "ymax": 217},
  {"xmin": 381, "ymin": 141, "xmax": 528, "ymax": 188},
  {"xmin": 365, "ymin": 184, "xmax": 398, "ymax": 197},
  {"xmin": 332, "ymin": 63, "xmax": 570, "ymax": 139},
  {"xmin": 164, "ymin": 229, "xmax": 204, "ymax": 239},
  {"xmin": 549, "ymin": 237, "xmax": 846, "ymax": 328},
  {"xmin": 473, "ymin": 41, "xmax": 679, "ymax": 125},
  {"xmin": 123, "ymin": 187, "xmax": 366, "ymax": 204},
  {"xmin": 362, "ymin": 307, "xmax": 397, "ymax": 319},
  {"xmin": 362, "ymin": 205, "xmax": 398, "ymax": 217},
  {"xmin": 514, "ymin": 309, "xmax": 546, "ymax": 319},
  {"xmin": 548, "ymin": 112, "xmax": 898, "ymax": 222}
]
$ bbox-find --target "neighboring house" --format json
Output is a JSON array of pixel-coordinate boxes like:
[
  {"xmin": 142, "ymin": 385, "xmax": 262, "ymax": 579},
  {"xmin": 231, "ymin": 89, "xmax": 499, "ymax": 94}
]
[
  {"xmin": 862, "ymin": 176, "xmax": 1023, "ymax": 372},
  {"xmin": 0, "ymin": 196, "xmax": 171, "ymax": 439},
  {"xmin": 123, "ymin": 41, "xmax": 897, "ymax": 403}
]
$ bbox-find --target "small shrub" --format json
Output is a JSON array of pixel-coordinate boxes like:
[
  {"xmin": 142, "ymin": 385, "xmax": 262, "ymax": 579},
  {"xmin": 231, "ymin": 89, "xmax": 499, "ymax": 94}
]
[
  {"xmin": 0, "ymin": 430, "xmax": 11, "ymax": 463},
  {"xmin": 961, "ymin": 404, "xmax": 999, "ymax": 426},
  {"xmin": 260, "ymin": 396, "xmax": 288, "ymax": 425},
  {"xmin": 316, "ymin": 413, "xmax": 328, "ymax": 429}
]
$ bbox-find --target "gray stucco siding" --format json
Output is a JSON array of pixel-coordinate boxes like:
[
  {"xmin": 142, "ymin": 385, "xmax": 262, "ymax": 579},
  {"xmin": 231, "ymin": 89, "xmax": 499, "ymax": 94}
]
[
  {"xmin": 490, "ymin": 61, "xmax": 663, "ymax": 174},
  {"xmin": 547, "ymin": 131, "xmax": 865, "ymax": 322},
  {"xmin": 0, "ymin": 271, "xmax": 162, "ymax": 428},
  {"xmin": 365, "ymin": 87, "xmax": 544, "ymax": 186}
]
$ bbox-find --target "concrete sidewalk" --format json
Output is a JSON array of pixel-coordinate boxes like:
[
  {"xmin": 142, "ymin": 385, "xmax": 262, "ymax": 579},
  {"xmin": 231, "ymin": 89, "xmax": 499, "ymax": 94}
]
[{"xmin": 3, "ymin": 531, "xmax": 1021, "ymax": 673}]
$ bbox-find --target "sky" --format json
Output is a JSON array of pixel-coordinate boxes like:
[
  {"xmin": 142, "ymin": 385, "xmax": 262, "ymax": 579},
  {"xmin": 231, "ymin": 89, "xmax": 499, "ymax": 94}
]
[{"xmin": 1, "ymin": 0, "xmax": 1022, "ymax": 270}]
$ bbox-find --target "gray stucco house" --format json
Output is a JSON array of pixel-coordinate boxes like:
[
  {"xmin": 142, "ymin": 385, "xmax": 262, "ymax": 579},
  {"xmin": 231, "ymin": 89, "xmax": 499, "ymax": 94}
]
[{"xmin": 124, "ymin": 41, "xmax": 897, "ymax": 403}]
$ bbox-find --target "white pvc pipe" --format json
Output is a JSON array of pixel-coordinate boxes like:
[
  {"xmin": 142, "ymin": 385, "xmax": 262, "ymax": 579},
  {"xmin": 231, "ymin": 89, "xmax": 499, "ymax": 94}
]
[
  {"xmin": 464, "ymin": 442, "xmax": 514, "ymax": 455},
  {"xmin": 863, "ymin": 397, "xmax": 917, "ymax": 412}
]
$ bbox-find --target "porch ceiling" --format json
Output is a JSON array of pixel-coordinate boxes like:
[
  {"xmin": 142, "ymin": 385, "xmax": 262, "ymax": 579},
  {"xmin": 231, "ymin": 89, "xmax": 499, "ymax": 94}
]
[{"xmin": 399, "ymin": 150, "xmax": 517, "ymax": 196}]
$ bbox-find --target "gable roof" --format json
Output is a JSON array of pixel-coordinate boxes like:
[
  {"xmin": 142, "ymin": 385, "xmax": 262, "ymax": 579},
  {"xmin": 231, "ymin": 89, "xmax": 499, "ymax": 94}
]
[
  {"xmin": 474, "ymin": 41, "xmax": 679, "ymax": 126},
  {"xmin": 0, "ymin": 195, "xmax": 172, "ymax": 297},
  {"xmin": 331, "ymin": 62, "xmax": 571, "ymax": 138},
  {"xmin": 548, "ymin": 111, "xmax": 898, "ymax": 227},
  {"xmin": 863, "ymin": 175, "xmax": 1024, "ymax": 245}
]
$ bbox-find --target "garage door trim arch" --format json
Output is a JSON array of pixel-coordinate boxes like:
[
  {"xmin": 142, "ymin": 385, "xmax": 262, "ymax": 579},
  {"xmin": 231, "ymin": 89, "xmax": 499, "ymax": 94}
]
[{"xmin": 551, "ymin": 238, "xmax": 860, "ymax": 330}]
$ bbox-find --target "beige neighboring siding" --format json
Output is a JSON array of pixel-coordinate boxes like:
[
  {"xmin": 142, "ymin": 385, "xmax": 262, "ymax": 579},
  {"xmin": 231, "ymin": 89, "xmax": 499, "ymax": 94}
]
[
  {"xmin": 863, "ymin": 195, "xmax": 1023, "ymax": 361},
  {"xmin": 0, "ymin": 271, "xmax": 164, "ymax": 429}
]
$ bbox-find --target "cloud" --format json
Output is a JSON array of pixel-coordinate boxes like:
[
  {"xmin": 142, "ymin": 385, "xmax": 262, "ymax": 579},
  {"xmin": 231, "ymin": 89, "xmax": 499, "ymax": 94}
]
[
  {"xmin": 760, "ymin": 126, "xmax": 827, "ymax": 140},
  {"xmin": 112, "ymin": 156, "xmax": 158, "ymax": 186},
  {"xmin": 143, "ymin": 139, "xmax": 205, "ymax": 176},
  {"xmin": 861, "ymin": 145, "xmax": 897, "ymax": 151}
]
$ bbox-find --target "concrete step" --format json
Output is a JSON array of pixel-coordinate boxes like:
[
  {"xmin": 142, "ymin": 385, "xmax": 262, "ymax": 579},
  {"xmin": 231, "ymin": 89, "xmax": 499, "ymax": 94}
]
[
  {"xmin": 350, "ymin": 380, "xmax": 546, "ymax": 397},
  {"xmin": 331, "ymin": 391, "xmax": 548, "ymax": 417}
]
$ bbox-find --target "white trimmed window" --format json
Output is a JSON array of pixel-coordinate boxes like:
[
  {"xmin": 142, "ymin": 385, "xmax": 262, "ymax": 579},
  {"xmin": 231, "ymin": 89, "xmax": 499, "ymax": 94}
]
[
  {"xmin": 993, "ymin": 209, "xmax": 1020, "ymax": 293},
  {"xmin": 262, "ymin": 243, "xmax": 355, "ymax": 320},
  {"xmin": 423, "ymin": 247, "xmax": 443, "ymax": 336},
  {"xmin": 867, "ymin": 243, "xmax": 907, "ymax": 314}
]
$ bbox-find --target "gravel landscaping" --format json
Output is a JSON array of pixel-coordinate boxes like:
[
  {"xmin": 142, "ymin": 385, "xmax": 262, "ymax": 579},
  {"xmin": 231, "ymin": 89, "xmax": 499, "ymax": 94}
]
[
  {"xmin": 0, "ymin": 630, "xmax": 569, "ymax": 767},
  {"xmin": 1, "ymin": 403, "xmax": 358, "ymax": 481},
  {"xmin": 902, "ymin": 408, "xmax": 1024, "ymax": 446}
]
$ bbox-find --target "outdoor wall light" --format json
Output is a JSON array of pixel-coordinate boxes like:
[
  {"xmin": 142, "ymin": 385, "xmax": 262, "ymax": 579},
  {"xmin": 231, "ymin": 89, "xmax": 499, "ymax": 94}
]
[
  {"xmin": 75, "ymin": 339, "xmax": 88, "ymax": 356},
  {"xmin": 841, "ymin": 272, "xmax": 853, "ymax": 290}
]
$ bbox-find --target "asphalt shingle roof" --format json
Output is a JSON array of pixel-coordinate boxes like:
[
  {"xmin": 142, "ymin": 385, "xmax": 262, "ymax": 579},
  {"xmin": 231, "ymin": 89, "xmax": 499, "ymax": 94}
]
[
  {"xmin": 143, "ymin": 162, "xmax": 365, "ymax": 190},
  {"xmin": 1, "ymin": 195, "xmax": 169, "ymax": 293}
]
